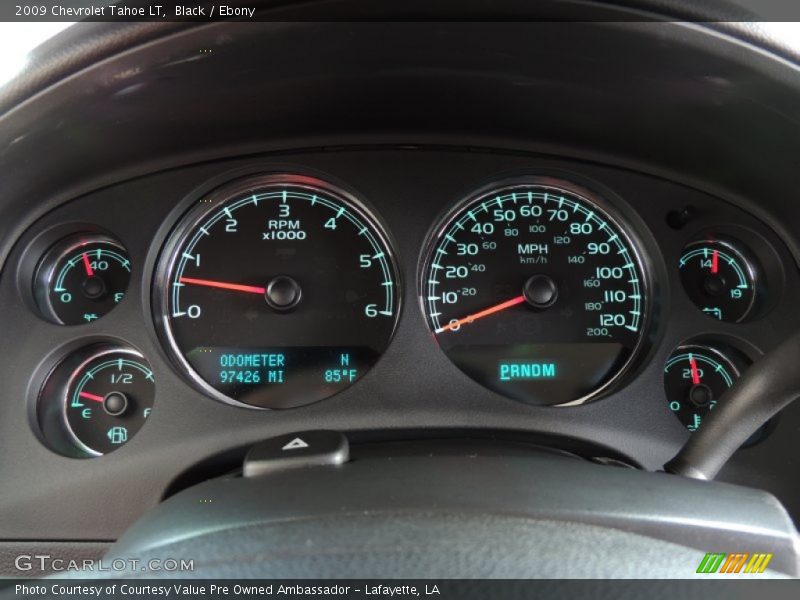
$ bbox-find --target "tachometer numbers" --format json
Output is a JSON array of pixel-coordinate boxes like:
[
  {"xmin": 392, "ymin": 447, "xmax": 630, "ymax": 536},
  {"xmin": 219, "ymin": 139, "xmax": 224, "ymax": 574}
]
[
  {"xmin": 34, "ymin": 234, "xmax": 131, "ymax": 325},
  {"xmin": 678, "ymin": 240, "xmax": 757, "ymax": 323},
  {"xmin": 420, "ymin": 179, "xmax": 649, "ymax": 406},
  {"xmin": 154, "ymin": 175, "xmax": 400, "ymax": 409}
]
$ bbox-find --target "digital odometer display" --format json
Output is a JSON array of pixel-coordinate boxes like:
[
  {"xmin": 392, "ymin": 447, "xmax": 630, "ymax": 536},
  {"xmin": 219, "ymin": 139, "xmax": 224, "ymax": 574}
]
[
  {"xmin": 421, "ymin": 180, "xmax": 648, "ymax": 406},
  {"xmin": 155, "ymin": 175, "xmax": 400, "ymax": 409}
]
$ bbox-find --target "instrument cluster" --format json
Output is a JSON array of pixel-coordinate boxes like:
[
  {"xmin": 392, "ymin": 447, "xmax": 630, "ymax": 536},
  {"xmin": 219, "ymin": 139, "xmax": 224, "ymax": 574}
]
[{"xmin": 5, "ymin": 153, "xmax": 793, "ymax": 460}]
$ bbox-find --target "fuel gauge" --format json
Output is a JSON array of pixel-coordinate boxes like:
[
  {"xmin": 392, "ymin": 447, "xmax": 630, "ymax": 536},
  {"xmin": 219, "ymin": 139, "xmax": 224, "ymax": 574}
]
[
  {"xmin": 678, "ymin": 239, "xmax": 756, "ymax": 323},
  {"xmin": 37, "ymin": 344, "xmax": 155, "ymax": 457}
]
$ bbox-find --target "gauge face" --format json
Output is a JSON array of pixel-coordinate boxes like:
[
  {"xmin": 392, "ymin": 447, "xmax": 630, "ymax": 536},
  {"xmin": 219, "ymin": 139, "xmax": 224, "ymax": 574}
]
[
  {"xmin": 155, "ymin": 175, "xmax": 400, "ymax": 409},
  {"xmin": 421, "ymin": 179, "xmax": 648, "ymax": 406},
  {"xmin": 34, "ymin": 235, "xmax": 131, "ymax": 325},
  {"xmin": 663, "ymin": 345, "xmax": 739, "ymax": 432},
  {"xmin": 65, "ymin": 349, "xmax": 154, "ymax": 455},
  {"xmin": 678, "ymin": 240, "xmax": 756, "ymax": 323},
  {"xmin": 37, "ymin": 344, "xmax": 154, "ymax": 457}
]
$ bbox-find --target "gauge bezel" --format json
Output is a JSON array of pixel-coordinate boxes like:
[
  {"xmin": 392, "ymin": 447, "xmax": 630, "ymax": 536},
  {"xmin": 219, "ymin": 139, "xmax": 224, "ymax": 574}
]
[
  {"xmin": 678, "ymin": 238, "xmax": 758, "ymax": 324},
  {"xmin": 33, "ymin": 234, "xmax": 130, "ymax": 326},
  {"xmin": 152, "ymin": 173, "xmax": 402, "ymax": 410},
  {"xmin": 418, "ymin": 175, "xmax": 652, "ymax": 407}
]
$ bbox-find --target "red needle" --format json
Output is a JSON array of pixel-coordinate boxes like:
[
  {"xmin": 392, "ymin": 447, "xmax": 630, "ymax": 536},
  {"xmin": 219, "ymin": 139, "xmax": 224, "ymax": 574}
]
[
  {"xmin": 179, "ymin": 277, "xmax": 266, "ymax": 295},
  {"xmin": 82, "ymin": 253, "xmax": 94, "ymax": 277},
  {"xmin": 711, "ymin": 250, "xmax": 719, "ymax": 274},
  {"xmin": 689, "ymin": 357, "xmax": 701, "ymax": 385},
  {"xmin": 79, "ymin": 391, "xmax": 104, "ymax": 403},
  {"xmin": 436, "ymin": 295, "xmax": 526, "ymax": 334}
]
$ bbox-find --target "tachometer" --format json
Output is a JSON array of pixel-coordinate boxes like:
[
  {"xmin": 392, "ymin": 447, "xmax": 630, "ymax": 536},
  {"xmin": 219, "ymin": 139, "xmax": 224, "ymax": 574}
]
[
  {"xmin": 420, "ymin": 178, "xmax": 649, "ymax": 406},
  {"xmin": 154, "ymin": 175, "xmax": 400, "ymax": 409}
]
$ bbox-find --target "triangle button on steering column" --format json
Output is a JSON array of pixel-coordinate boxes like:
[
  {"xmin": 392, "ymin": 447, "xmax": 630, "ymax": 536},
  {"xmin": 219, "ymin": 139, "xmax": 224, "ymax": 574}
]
[{"xmin": 243, "ymin": 430, "xmax": 349, "ymax": 477}]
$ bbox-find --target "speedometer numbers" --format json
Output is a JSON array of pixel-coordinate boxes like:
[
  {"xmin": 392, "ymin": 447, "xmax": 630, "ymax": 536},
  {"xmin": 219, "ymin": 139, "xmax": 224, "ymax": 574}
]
[
  {"xmin": 421, "ymin": 180, "xmax": 648, "ymax": 406},
  {"xmin": 155, "ymin": 175, "xmax": 400, "ymax": 409}
]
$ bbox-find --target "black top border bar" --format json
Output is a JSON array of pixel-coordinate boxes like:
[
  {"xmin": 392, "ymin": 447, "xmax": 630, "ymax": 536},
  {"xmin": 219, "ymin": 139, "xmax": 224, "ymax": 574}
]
[{"xmin": 4, "ymin": 0, "xmax": 800, "ymax": 23}]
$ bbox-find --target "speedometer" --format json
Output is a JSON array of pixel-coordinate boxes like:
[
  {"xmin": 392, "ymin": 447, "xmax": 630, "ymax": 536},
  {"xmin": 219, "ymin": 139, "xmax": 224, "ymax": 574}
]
[
  {"xmin": 154, "ymin": 174, "xmax": 400, "ymax": 409},
  {"xmin": 420, "ymin": 178, "xmax": 649, "ymax": 406}
]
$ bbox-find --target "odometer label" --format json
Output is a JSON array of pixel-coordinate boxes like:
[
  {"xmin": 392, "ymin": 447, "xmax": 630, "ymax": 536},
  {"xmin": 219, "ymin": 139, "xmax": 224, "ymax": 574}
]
[{"xmin": 421, "ymin": 179, "xmax": 648, "ymax": 406}]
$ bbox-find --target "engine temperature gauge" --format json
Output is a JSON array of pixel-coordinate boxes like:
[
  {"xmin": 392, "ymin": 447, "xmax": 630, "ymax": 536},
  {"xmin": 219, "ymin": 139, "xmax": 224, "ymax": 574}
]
[
  {"xmin": 678, "ymin": 239, "xmax": 756, "ymax": 323},
  {"xmin": 663, "ymin": 345, "xmax": 741, "ymax": 432},
  {"xmin": 37, "ymin": 345, "xmax": 155, "ymax": 457},
  {"xmin": 34, "ymin": 234, "xmax": 131, "ymax": 325}
]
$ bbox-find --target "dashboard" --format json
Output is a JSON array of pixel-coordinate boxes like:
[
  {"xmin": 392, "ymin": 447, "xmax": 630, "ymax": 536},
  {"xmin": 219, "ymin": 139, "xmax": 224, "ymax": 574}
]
[
  {"xmin": 3, "ymin": 148, "xmax": 800, "ymax": 541},
  {"xmin": 1, "ymin": 16, "xmax": 800, "ymax": 556}
]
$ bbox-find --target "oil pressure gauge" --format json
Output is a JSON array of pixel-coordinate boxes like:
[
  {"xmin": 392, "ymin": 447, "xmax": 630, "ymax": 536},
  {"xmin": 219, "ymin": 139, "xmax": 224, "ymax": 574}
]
[{"xmin": 34, "ymin": 234, "xmax": 131, "ymax": 325}]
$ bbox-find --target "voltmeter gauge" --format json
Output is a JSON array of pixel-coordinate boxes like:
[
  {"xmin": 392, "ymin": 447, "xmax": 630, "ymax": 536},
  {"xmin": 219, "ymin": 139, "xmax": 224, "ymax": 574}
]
[
  {"xmin": 678, "ymin": 240, "xmax": 757, "ymax": 323},
  {"xmin": 420, "ymin": 178, "xmax": 649, "ymax": 406},
  {"xmin": 34, "ymin": 234, "xmax": 131, "ymax": 325},
  {"xmin": 38, "ymin": 345, "xmax": 155, "ymax": 457},
  {"xmin": 663, "ymin": 345, "xmax": 741, "ymax": 432}
]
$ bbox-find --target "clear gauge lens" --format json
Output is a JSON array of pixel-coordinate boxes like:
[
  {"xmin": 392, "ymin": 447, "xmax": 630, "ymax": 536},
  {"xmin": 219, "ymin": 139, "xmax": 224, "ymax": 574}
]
[
  {"xmin": 663, "ymin": 345, "xmax": 739, "ymax": 432},
  {"xmin": 38, "ymin": 345, "xmax": 155, "ymax": 457},
  {"xmin": 678, "ymin": 239, "xmax": 757, "ymax": 323},
  {"xmin": 420, "ymin": 179, "xmax": 649, "ymax": 406},
  {"xmin": 34, "ymin": 234, "xmax": 131, "ymax": 325},
  {"xmin": 154, "ymin": 175, "xmax": 400, "ymax": 409}
]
